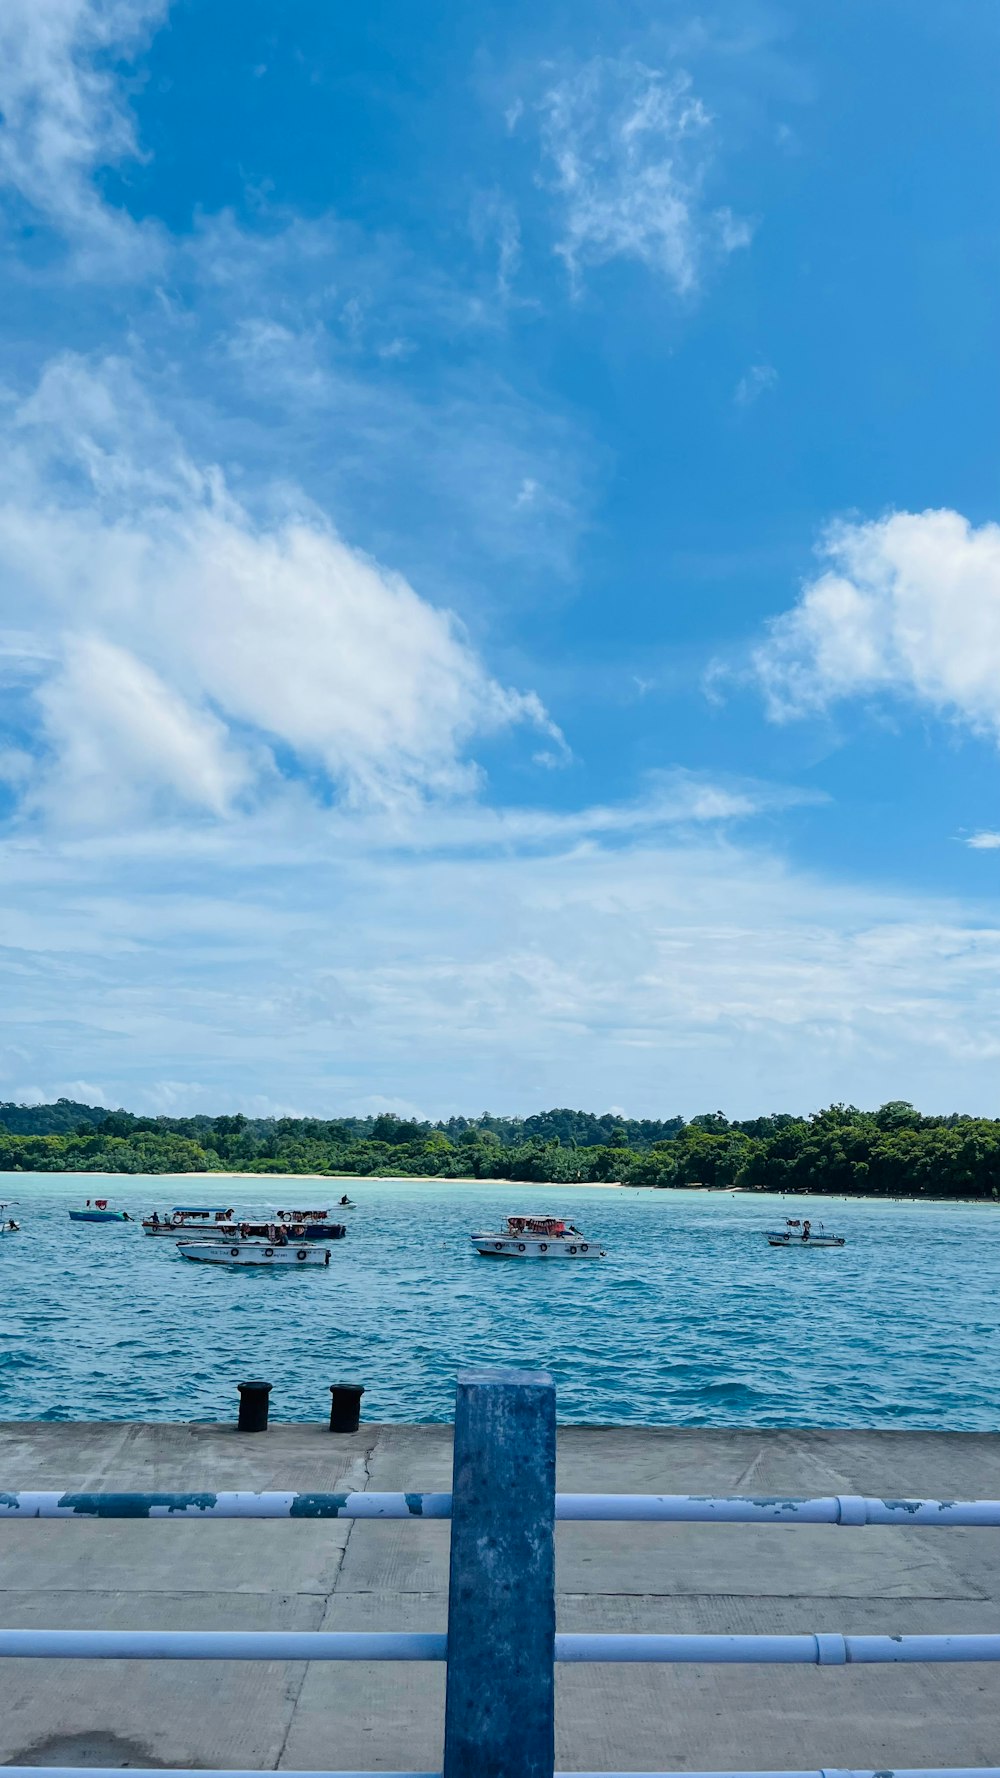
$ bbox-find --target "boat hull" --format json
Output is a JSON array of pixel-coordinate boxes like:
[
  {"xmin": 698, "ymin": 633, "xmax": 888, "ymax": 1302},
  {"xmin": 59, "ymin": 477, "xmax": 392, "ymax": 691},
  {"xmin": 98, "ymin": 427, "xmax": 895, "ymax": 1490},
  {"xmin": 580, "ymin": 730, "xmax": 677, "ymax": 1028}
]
[
  {"xmin": 69, "ymin": 1211, "xmax": 127, "ymax": 1223},
  {"xmin": 767, "ymin": 1234, "xmax": 845, "ymax": 1248},
  {"xmin": 471, "ymin": 1236, "xmax": 603, "ymax": 1259},
  {"xmin": 177, "ymin": 1241, "xmax": 331, "ymax": 1267}
]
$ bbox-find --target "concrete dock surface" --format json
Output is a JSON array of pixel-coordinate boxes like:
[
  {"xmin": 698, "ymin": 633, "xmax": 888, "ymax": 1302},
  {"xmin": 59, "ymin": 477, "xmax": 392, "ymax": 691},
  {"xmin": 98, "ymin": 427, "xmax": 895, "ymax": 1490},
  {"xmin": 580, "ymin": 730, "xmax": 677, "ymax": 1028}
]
[{"xmin": 0, "ymin": 1420, "xmax": 998, "ymax": 1771}]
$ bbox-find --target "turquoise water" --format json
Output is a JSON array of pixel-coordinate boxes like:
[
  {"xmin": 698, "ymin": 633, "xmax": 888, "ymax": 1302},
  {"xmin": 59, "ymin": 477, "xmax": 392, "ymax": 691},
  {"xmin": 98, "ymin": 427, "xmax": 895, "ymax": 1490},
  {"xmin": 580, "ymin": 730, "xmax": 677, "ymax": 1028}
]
[{"xmin": 1, "ymin": 1176, "xmax": 998, "ymax": 1428}]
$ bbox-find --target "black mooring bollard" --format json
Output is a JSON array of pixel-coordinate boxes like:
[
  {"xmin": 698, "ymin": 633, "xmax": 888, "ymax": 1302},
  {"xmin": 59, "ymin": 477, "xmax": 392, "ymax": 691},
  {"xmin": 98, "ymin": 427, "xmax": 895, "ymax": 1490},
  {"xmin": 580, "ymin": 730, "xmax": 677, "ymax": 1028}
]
[
  {"xmin": 237, "ymin": 1379, "xmax": 272, "ymax": 1433},
  {"xmin": 329, "ymin": 1382, "xmax": 365, "ymax": 1433}
]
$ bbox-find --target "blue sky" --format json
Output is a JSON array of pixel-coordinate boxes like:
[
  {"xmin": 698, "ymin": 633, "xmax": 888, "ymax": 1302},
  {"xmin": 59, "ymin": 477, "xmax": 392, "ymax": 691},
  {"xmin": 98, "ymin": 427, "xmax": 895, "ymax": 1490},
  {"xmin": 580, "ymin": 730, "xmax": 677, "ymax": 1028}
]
[{"xmin": 2, "ymin": 0, "xmax": 1000, "ymax": 1119}]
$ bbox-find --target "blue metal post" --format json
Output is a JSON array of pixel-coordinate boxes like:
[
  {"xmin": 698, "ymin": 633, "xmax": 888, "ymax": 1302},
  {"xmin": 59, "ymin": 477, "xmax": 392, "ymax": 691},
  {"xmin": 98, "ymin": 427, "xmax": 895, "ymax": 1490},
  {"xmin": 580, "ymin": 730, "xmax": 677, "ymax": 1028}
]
[{"xmin": 442, "ymin": 1367, "xmax": 556, "ymax": 1778}]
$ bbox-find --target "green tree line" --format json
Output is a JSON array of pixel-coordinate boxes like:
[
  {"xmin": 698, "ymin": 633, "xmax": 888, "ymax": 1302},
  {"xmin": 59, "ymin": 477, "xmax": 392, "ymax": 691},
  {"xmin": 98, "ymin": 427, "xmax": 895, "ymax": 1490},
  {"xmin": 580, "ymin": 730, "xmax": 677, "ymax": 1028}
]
[{"xmin": 1, "ymin": 1098, "xmax": 999, "ymax": 1197}]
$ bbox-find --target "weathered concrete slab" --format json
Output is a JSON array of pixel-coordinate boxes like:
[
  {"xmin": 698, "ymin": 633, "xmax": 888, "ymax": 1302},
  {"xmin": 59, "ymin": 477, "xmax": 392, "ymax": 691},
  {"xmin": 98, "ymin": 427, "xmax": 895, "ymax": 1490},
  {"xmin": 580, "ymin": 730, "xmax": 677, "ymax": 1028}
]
[
  {"xmin": 0, "ymin": 1589, "xmax": 326, "ymax": 1771},
  {"xmin": 2, "ymin": 1419, "xmax": 1000, "ymax": 1772}
]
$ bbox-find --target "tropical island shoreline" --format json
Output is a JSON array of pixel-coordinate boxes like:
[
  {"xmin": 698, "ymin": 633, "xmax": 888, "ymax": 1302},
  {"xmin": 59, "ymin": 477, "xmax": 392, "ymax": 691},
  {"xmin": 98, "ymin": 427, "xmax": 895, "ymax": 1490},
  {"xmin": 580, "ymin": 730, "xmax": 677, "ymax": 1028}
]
[{"xmin": 3, "ymin": 1096, "xmax": 1000, "ymax": 1202}]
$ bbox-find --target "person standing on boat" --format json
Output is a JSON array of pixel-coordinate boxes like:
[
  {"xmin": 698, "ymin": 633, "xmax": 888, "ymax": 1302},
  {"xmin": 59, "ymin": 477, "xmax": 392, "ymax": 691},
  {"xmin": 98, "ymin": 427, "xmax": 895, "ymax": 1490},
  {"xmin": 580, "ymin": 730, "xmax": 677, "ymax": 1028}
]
[{"xmin": 802, "ymin": 1220, "xmax": 811, "ymax": 1241}]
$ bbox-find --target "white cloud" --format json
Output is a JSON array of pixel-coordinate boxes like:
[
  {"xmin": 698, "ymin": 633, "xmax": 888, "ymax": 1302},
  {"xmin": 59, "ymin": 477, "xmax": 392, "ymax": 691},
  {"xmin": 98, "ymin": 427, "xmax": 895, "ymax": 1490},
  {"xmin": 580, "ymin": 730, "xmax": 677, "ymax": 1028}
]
[
  {"xmin": 3, "ymin": 809, "xmax": 1000, "ymax": 1116},
  {"xmin": 0, "ymin": 0, "xmax": 168, "ymax": 268},
  {"xmin": 734, "ymin": 362, "xmax": 777, "ymax": 406},
  {"xmin": 753, "ymin": 509, "xmax": 1000, "ymax": 734},
  {"xmin": 0, "ymin": 353, "xmax": 561, "ymax": 825},
  {"xmin": 35, "ymin": 637, "xmax": 252, "ymax": 824},
  {"xmin": 538, "ymin": 57, "xmax": 751, "ymax": 292},
  {"xmin": 967, "ymin": 832, "xmax": 1000, "ymax": 850}
]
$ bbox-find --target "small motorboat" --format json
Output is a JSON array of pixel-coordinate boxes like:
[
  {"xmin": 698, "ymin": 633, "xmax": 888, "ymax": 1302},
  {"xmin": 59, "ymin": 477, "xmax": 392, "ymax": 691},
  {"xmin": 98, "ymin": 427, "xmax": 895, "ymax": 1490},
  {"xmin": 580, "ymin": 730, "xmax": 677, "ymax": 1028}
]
[
  {"xmin": 177, "ymin": 1240, "xmax": 331, "ymax": 1267},
  {"xmin": 271, "ymin": 1210, "xmax": 348, "ymax": 1240},
  {"xmin": 766, "ymin": 1218, "xmax": 845, "ymax": 1249},
  {"xmin": 0, "ymin": 1205, "xmax": 19, "ymax": 1235},
  {"xmin": 69, "ymin": 1200, "xmax": 132, "ymax": 1223},
  {"xmin": 142, "ymin": 1206, "xmax": 234, "ymax": 1236},
  {"xmin": 470, "ymin": 1216, "xmax": 605, "ymax": 1259}
]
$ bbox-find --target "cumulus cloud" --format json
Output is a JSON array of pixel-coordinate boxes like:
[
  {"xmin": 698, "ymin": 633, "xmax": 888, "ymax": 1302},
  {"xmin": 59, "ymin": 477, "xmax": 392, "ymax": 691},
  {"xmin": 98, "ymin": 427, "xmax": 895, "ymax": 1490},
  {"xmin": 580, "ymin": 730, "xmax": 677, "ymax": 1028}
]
[
  {"xmin": 753, "ymin": 509, "xmax": 1000, "ymax": 735},
  {"xmin": 0, "ymin": 0, "xmax": 168, "ymax": 267},
  {"xmin": 967, "ymin": 832, "xmax": 1000, "ymax": 851},
  {"xmin": 538, "ymin": 57, "xmax": 751, "ymax": 292},
  {"xmin": 0, "ymin": 354, "xmax": 561, "ymax": 825}
]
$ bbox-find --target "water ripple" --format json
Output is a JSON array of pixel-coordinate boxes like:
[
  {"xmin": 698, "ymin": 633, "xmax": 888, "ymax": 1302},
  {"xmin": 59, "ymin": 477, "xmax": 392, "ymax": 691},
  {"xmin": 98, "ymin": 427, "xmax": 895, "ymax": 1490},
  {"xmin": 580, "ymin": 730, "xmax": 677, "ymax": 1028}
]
[{"xmin": 1, "ymin": 1180, "xmax": 999, "ymax": 1426}]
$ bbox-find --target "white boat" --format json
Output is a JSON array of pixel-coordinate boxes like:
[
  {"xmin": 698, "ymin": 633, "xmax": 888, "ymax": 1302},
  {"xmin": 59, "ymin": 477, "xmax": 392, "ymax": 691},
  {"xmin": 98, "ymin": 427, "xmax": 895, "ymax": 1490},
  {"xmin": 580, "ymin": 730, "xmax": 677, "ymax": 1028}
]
[
  {"xmin": 470, "ymin": 1216, "xmax": 605, "ymax": 1259},
  {"xmin": 142, "ymin": 1206, "xmax": 234, "ymax": 1236},
  {"xmin": 177, "ymin": 1240, "xmax": 331, "ymax": 1267},
  {"xmin": 0, "ymin": 1204, "xmax": 19, "ymax": 1236},
  {"xmin": 766, "ymin": 1218, "xmax": 845, "ymax": 1249}
]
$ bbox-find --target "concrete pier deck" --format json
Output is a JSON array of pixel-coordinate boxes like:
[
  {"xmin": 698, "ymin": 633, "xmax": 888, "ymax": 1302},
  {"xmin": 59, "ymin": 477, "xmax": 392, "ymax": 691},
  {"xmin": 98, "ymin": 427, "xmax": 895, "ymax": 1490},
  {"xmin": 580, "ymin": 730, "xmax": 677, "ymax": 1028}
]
[{"xmin": 0, "ymin": 1420, "xmax": 998, "ymax": 1772}]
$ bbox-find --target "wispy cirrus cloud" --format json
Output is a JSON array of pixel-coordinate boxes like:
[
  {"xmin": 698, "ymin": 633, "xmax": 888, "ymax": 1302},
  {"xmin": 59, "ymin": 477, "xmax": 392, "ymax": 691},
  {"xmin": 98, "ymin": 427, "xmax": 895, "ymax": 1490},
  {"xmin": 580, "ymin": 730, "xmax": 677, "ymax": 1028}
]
[
  {"xmin": 735, "ymin": 362, "xmax": 777, "ymax": 406},
  {"xmin": 536, "ymin": 56, "xmax": 752, "ymax": 293},
  {"xmin": 4, "ymin": 808, "xmax": 1000, "ymax": 1117},
  {"xmin": 0, "ymin": 0, "xmax": 168, "ymax": 271}
]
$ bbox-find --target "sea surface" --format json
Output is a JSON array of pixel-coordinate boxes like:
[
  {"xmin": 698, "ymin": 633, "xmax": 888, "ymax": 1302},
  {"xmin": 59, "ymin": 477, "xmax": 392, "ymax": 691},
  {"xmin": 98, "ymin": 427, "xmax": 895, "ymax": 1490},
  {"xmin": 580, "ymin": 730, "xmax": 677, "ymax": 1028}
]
[{"xmin": 1, "ymin": 1176, "xmax": 997, "ymax": 1428}]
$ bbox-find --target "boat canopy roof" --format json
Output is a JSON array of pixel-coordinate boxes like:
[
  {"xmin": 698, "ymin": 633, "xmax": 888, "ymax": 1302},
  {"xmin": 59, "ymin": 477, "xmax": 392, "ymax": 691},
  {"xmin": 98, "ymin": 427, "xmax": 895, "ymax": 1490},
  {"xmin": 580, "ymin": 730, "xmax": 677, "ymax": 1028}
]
[
  {"xmin": 171, "ymin": 1206, "xmax": 229, "ymax": 1215},
  {"xmin": 275, "ymin": 1208, "xmax": 329, "ymax": 1219},
  {"xmin": 506, "ymin": 1216, "xmax": 569, "ymax": 1236}
]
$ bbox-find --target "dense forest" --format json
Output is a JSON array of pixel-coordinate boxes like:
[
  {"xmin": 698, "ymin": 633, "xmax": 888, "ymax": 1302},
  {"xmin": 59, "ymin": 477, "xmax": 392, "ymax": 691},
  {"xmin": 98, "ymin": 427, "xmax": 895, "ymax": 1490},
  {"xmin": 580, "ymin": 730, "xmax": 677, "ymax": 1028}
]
[{"xmin": 1, "ymin": 1098, "xmax": 1000, "ymax": 1198}]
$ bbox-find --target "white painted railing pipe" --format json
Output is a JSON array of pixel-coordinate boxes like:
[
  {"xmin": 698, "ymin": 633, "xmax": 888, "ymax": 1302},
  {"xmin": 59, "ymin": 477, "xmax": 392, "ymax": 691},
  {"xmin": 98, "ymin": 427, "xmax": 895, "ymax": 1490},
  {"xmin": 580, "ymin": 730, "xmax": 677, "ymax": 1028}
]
[
  {"xmin": 4, "ymin": 1628, "xmax": 999, "ymax": 1664},
  {"xmin": 554, "ymin": 1494, "xmax": 1000, "ymax": 1525},
  {"xmin": 2, "ymin": 1769, "xmax": 999, "ymax": 1778},
  {"xmin": 5, "ymin": 1491, "xmax": 1000, "ymax": 1525},
  {"xmin": 554, "ymin": 1632, "xmax": 1000, "ymax": 1663},
  {"xmin": 0, "ymin": 1629, "xmax": 446, "ymax": 1660},
  {"xmin": 0, "ymin": 1491, "xmax": 452, "ymax": 1520}
]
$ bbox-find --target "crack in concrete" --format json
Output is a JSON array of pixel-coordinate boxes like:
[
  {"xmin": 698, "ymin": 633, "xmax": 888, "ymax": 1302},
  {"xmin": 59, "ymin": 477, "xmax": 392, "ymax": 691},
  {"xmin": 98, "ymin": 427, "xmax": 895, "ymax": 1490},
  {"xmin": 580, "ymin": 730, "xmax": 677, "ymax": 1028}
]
[{"xmin": 273, "ymin": 1429, "xmax": 380, "ymax": 1772}]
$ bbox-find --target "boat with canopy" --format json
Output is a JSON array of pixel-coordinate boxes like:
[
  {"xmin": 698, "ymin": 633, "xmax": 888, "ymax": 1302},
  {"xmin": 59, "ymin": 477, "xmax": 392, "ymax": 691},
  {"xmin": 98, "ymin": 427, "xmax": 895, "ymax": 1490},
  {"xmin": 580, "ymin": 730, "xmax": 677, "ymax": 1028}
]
[
  {"xmin": 470, "ymin": 1215, "xmax": 605, "ymax": 1259},
  {"xmin": 766, "ymin": 1217, "xmax": 845, "ymax": 1249},
  {"xmin": 142, "ymin": 1207, "xmax": 234, "ymax": 1236}
]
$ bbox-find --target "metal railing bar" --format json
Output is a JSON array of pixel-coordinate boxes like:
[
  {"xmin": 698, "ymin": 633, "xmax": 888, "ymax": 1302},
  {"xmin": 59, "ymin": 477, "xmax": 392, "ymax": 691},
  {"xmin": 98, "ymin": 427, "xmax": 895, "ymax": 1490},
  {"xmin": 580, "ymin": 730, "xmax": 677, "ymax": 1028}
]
[
  {"xmin": 5, "ymin": 1491, "xmax": 1000, "ymax": 1525},
  {"xmin": 554, "ymin": 1631, "xmax": 1000, "ymax": 1663},
  {"xmin": 3, "ymin": 1769, "xmax": 1000, "ymax": 1778},
  {"xmin": 0, "ymin": 1629, "xmax": 446, "ymax": 1660},
  {"xmin": 5, "ymin": 1629, "xmax": 1000, "ymax": 1664},
  {"xmin": 0, "ymin": 1491, "xmax": 452, "ymax": 1520},
  {"xmin": 554, "ymin": 1494, "xmax": 1000, "ymax": 1525}
]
